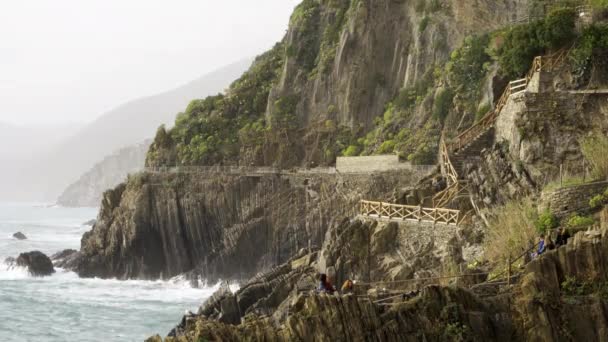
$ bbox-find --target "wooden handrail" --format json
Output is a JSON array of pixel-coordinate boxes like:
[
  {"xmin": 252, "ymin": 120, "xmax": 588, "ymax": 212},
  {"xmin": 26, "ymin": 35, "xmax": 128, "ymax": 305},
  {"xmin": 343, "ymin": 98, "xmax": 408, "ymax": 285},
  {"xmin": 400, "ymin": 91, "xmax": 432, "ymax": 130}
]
[{"xmin": 359, "ymin": 200, "xmax": 460, "ymax": 225}]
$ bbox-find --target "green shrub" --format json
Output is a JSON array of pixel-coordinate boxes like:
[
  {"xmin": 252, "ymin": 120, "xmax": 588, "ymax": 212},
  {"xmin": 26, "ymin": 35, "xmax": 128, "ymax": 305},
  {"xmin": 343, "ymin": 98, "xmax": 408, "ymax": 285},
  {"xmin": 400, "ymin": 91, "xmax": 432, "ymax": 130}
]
[
  {"xmin": 566, "ymin": 214, "xmax": 596, "ymax": 229},
  {"xmin": 419, "ymin": 16, "xmax": 430, "ymax": 33},
  {"xmin": 447, "ymin": 34, "xmax": 491, "ymax": 93},
  {"xmin": 535, "ymin": 209, "xmax": 559, "ymax": 234},
  {"xmin": 432, "ymin": 88, "xmax": 454, "ymax": 122},
  {"xmin": 495, "ymin": 8, "xmax": 577, "ymax": 78},
  {"xmin": 378, "ymin": 140, "xmax": 396, "ymax": 154},
  {"xmin": 590, "ymin": 194, "xmax": 607, "ymax": 209},
  {"xmin": 342, "ymin": 145, "xmax": 361, "ymax": 156},
  {"xmin": 484, "ymin": 198, "xmax": 538, "ymax": 266},
  {"xmin": 571, "ymin": 23, "xmax": 608, "ymax": 75}
]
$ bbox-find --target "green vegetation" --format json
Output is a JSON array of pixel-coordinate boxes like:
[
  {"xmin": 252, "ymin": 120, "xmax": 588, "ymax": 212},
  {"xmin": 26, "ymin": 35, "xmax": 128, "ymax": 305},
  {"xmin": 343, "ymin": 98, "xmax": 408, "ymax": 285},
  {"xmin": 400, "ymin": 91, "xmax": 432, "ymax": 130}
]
[
  {"xmin": 494, "ymin": 8, "xmax": 577, "ymax": 78},
  {"xmin": 483, "ymin": 198, "xmax": 539, "ymax": 266},
  {"xmin": 445, "ymin": 34, "xmax": 491, "ymax": 119},
  {"xmin": 543, "ymin": 176, "xmax": 586, "ymax": 192},
  {"xmin": 589, "ymin": 189, "xmax": 608, "ymax": 209},
  {"xmin": 590, "ymin": 194, "xmax": 605, "ymax": 209},
  {"xmin": 289, "ymin": 0, "xmax": 321, "ymax": 73},
  {"xmin": 432, "ymin": 88, "xmax": 454, "ymax": 122},
  {"xmin": 580, "ymin": 131, "xmax": 608, "ymax": 180},
  {"xmin": 565, "ymin": 214, "xmax": 596, "ymax": 229},
  {"xmin": 561, "ymin": 277, "xmax": 608, "ymax": 299},
  {"xmin": 419, "ymin": 16, "xmax": 430, "ymax": 33},
  {"xmin": 535, "ymin": 209, "xmax": 559, "ymax": 234},
  {"xmin": 571, "ymin": 23, "xmax": 608, "ymax": 75},
  {"xmin": 148, "ymin": 43, "xmax": 285, "ymax": 166}
]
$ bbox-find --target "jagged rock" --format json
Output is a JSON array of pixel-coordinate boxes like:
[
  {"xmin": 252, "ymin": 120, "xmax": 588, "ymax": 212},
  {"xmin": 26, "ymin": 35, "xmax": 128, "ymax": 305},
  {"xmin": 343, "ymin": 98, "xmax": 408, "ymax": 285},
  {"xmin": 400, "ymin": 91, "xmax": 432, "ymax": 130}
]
[
  {"xmin": 82, "ymin": 219, "xmax": 96, "ymax": 226},
  {"xmin": 75, "ymin": 171, "xmax": 418, "ymax": 281},
  {"xmin": 318, "ymin": 218, "xmax": 476, "ymax": 291},
  {"xmin": 12, "ymin": 232, "xmax": 27, "ymax": 240},
  {"xmin": 16, "ymin": 251, "xmax": 55, "ymax": 277},
  {"xmin": 51, "ymin": 249, "xmax": 81, "ymax": 270}
]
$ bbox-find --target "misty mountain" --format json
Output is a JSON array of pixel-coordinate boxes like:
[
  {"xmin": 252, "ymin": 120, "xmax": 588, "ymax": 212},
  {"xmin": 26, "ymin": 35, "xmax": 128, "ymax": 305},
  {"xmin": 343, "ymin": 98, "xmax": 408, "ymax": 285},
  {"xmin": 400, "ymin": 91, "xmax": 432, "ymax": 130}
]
[
  {"xmin": 56, "ymin": 140, "xmax": 152, "ymax": 207},
  {"xmin": 0, "ymin": 122, "xmax": 82, "ymax": 161},
  {"xmin": 0, "ymin": 58, "xmax": 252, "ymax": 202}
]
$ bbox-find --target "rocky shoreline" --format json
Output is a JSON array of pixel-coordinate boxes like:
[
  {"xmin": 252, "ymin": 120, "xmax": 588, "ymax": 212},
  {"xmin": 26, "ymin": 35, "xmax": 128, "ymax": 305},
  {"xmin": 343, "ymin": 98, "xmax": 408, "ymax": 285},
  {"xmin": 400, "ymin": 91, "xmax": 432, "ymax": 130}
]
[{"xmin": 146, "ymin": 224, "xmax": 608, "ymax": 341}]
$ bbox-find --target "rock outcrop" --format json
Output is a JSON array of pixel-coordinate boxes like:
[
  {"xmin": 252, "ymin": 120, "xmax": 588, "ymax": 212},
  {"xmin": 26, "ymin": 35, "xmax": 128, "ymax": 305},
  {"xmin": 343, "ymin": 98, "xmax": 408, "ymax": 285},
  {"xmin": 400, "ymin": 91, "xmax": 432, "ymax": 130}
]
[
  {"xmin": 15, "ymin": 251, "xmax": 55, "ymax": 277},
  {"xmin": 12, "ymin": 232, "xmax": 27, "ymax": 240},
  {"xmin": 76, "ymin": 170, "xmax": 422, "ymax": 281},
  {"xmin": 51, "ymin": 249, "xmax": 81, "ymax": 270},
  {"xmin": 148, "ymin": 224, "xmax": 608, "ymax": 341}
]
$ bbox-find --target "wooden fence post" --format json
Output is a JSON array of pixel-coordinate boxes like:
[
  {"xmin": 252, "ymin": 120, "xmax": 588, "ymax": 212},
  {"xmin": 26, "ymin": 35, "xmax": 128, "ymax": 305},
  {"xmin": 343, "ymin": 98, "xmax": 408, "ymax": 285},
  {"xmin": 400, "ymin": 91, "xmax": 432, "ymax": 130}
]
[{"xmin": 507, "ymin": 254, "xmax": 512, "ymax": 285}]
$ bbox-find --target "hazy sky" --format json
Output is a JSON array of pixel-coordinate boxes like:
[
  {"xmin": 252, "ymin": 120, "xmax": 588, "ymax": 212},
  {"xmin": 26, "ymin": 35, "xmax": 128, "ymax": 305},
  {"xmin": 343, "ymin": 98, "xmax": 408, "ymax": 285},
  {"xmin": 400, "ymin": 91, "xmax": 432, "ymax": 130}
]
[{"xmin": 0, "ymin": 0, "xmax": 301, "ymax": 125}]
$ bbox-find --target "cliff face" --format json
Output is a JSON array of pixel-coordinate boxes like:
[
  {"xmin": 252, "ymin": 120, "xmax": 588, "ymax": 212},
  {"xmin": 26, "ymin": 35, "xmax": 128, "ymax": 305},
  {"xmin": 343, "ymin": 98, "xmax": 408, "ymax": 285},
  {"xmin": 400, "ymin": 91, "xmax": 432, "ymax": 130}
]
[
  {"xmin": 147, "ymin": 0, "xmax": 531, "ymax": 168},
  {"xmin": 76, "ymin": 169, "xmax": 424, "ymax": 281},
  {"xmin": 148, "ymin": 223, "xmax": 608, "ymax": 342},
  {"xmin": 57, "ymin": 140, "xmax": 151, "ymax": 207}
]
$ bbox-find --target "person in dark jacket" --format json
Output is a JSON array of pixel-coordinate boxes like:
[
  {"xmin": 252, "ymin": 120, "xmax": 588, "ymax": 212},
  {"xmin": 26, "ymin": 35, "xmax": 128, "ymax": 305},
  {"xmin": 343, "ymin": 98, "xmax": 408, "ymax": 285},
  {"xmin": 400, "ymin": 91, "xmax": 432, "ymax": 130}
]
[
  {"xmin": 556, "ymin": 227, "xmax": 571, "ymax": 247},
  {"xmin": 318, "ymin": 273, "xmax": 336, "ymax": 294}
]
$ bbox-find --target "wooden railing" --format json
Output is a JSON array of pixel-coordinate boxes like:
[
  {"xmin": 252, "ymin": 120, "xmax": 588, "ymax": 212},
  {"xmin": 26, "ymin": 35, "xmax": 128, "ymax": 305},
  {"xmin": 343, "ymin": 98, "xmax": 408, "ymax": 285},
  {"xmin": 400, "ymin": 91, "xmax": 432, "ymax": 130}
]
[
  {"xmin": 440, "ymin": 137, "xmax": 459, "ymax": 185},
  {"xmin": 359, "ymin": 200, "xmax": 461, "ymax": 225},
  {"xmin": 509, "ymin": 78, "xmax": 528, "ymax": 94},
  {"xmin": 448, "ymin": 49, "xmax": 569, "ymax": 154},
  {"xmin": 432, "ymin": 182, "xmax": 468, "ymax": 208}
]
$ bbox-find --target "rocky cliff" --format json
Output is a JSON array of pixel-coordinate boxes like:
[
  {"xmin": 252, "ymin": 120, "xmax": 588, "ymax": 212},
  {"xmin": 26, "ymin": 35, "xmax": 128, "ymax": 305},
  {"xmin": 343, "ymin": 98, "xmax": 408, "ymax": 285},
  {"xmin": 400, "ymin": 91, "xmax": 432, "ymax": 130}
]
[
  {"xmin": 148, "ymin": 222, "xmax": 608, "ymax": 341},
  {"xmin": 146, "ymin": 0, "xmax": 531, "ymax": 168},
  {"xmin": 75, "ymin": 169, "xmax": 426, "ymax": 281},
  {"xmin": 57, "ymin": 140, "xmax": 152, "ymax": 207}
]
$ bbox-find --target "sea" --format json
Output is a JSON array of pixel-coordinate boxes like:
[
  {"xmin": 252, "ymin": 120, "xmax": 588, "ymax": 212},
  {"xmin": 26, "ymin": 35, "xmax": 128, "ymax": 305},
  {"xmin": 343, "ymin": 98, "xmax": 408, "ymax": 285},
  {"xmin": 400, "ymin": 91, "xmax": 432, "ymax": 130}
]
[{"xmin": 0, "ymin": 202, "xmax": 217, "ymax": 342}]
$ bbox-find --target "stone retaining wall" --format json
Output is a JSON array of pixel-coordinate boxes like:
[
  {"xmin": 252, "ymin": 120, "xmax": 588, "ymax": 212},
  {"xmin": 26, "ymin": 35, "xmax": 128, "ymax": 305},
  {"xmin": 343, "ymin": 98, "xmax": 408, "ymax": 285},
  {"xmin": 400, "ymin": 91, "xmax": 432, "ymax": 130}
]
[
  {"xmin": 336, "ymin": 155, "xmax": 434, "ymax": 174},
  {"xmin": 540, "ymin": 180, "xmax": 608, "ymax": 218}
]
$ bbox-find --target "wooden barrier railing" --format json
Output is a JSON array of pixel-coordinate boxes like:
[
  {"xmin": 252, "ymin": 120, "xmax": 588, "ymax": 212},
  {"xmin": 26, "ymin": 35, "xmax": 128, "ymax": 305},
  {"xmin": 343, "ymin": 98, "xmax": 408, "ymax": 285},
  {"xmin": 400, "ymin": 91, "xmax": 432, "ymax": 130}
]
[
  {"xmin": 359, "ymin": 200, "xmax": 460, "ymax": 225},
  {"xmin": 432, "ymin": 181, "xmax": 468, "ymax": 208},
  {"xmin": 439, "ymin": 137, "xmax": 459, "ymax": 185}
]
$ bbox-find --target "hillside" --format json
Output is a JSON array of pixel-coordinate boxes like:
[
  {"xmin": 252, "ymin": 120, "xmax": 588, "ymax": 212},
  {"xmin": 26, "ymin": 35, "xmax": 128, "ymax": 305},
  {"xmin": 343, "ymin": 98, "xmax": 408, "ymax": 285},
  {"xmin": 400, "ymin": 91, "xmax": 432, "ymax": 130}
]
[{"xmin": 56, "ymin": 140, "xmax": 152, "ymax": 207}]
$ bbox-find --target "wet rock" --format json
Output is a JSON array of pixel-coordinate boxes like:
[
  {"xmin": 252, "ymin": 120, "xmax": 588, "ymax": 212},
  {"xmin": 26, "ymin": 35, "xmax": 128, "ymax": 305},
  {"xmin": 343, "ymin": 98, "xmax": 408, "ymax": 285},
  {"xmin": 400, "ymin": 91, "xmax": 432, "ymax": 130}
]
[
  {"xmin": 12, "ymin": 232, "xmax": 27, "ymax": 240},
  {"xmin": 51, "ymin": 249, "xmax": 81, "ymax": 270},
  {"xmin": 16, "ymin": 251, "xmax": 55, "ymax": 277}
]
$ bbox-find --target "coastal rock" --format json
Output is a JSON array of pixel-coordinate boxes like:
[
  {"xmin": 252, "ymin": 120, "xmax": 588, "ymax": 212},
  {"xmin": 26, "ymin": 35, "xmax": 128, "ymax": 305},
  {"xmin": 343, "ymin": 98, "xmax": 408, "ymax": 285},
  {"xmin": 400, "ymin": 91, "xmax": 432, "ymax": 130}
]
[
  {"xmin": 51, "ymin": 249, "xmax": 81, "ymax": 270},
  {"xmin": 12, "ymin": 232, "xmax": 27, "ymax": 240},
  {"xmin": 82, "ymin": 219, "xmax": 96, "ymax": 226},
  {"xmin": 16, "ymin": 251, "xmax": 55, "ymax": 277},
  {"xmin": 154, "ymin": 221, "xmax": 608, "ymax": 341},
  {"xmin": 76, "ymin": 170, "xmax": 419, "ymax": 281}
]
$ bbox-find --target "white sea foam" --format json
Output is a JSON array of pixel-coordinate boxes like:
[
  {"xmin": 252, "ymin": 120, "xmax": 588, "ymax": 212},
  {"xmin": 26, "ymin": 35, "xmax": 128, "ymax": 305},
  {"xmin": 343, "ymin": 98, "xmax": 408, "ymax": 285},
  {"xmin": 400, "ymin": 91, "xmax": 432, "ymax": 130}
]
[{"xmin": 0, "ymin": 203, "xmax": 211, "ymax": 342}]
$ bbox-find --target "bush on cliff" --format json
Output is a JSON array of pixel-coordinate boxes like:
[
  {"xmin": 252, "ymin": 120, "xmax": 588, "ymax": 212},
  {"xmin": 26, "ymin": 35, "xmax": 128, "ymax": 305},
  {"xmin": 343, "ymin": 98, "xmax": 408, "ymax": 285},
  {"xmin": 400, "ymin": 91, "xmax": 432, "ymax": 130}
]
[
  {"xmin": 535, "ymin": 209, "xmax": 559, "ymax": 234},
  {"xmin": 147, "ymin": 43, "xmax": 284, "ymax": 166},
  {"xmin": 483, "ymin": 198, "xmax": 538, "ymax": 267},
  {"xmin": 495, "ymin": 8, "xmax": 577, "ymax": 78}
]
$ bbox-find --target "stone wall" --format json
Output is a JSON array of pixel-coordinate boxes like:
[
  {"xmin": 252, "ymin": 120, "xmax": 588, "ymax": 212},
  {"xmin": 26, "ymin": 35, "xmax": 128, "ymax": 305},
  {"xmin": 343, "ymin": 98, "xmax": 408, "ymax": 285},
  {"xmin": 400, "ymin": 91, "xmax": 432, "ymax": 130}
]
[
  {"xmin": 336, "ymin": 155, "xmax": 434, "ymax": 174},
  {"xmin": 540, "ymin": 180, "xmax": 608, "ymax": 218}
]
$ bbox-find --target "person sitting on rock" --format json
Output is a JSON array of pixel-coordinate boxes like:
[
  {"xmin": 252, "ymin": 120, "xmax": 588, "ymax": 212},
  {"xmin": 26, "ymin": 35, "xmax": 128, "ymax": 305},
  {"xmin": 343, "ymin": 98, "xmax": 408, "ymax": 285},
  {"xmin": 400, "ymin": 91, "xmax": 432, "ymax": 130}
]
[
  {"xmin": 556, "ymin": 227, "xmax": 571, "ymax": 247},
  {"xmin": 341, "ymin": 279, "xmax": 354, "ymax": 294},
  {"xmin": 545, "ymin": 234, "xmax": 555, "ymax": 251},
  {"xmin": 532, "ymin": 234, "xmax": 546, "ymax": 258},
  {"xmin": 318, "ymin": 273, "xmax": 336, "ymax": 294}
]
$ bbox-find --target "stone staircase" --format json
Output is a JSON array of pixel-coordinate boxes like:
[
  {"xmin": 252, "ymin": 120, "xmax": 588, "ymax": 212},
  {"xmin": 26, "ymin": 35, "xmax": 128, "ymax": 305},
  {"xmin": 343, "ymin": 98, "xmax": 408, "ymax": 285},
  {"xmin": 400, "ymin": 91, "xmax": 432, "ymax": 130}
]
[{"xmin": 449, "ymin": 129, "xmax": 494, "ymax": 177}]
